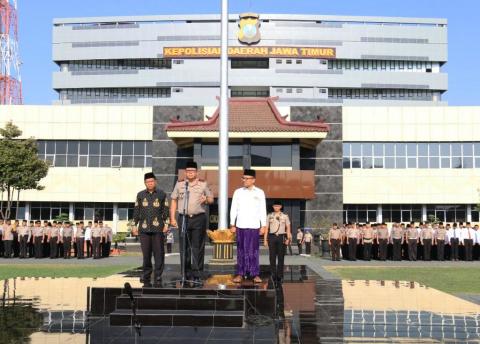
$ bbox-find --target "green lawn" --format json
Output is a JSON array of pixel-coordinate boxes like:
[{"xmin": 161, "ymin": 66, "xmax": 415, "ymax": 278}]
[
  {"xmin": 0, "ymin": 264, "xmax": 138, "ymax": 280},
  {"xmin": 327, "ymin": 267, "xmax": 480, "ymax": 295}
]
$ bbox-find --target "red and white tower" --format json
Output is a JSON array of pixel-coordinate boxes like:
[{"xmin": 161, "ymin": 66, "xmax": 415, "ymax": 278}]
[{"xmin": 0, "ymin": 0, "xmax": 21, "ymax": 105}]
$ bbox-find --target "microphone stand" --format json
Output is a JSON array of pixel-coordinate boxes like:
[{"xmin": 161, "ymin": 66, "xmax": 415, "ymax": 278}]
[{"xmin": 124, "ymin": 283, "xmax": 141, "ymax": 338}]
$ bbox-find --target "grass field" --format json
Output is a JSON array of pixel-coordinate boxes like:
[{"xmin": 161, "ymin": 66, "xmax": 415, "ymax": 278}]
[
  {"xmin": 0, "ymin": 264, "xmax": 138, "ymax": 280},
  {"xmin": 326, "ymin": 266, "xmax": 480, "ymax": 295}
]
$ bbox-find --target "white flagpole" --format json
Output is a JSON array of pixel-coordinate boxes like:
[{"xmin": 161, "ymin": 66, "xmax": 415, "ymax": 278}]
[{"xmin": 218, "ymin": 0, "xmax": 229, "ymax": 230}]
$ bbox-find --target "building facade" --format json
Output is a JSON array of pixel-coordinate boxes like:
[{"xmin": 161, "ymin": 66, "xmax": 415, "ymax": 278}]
[
  {"xmin": 52, "ymin": 13, "xmax": 447, "ymax": 107},
  {"xmin": 2, "ymin": 104, "xmax": 480, "ymax": 233}
]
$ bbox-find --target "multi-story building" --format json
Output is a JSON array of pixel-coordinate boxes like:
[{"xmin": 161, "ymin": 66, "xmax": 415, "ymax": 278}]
[{"xmin": 52, "ymin": 13, "xmax": 447, "ymax": 106}]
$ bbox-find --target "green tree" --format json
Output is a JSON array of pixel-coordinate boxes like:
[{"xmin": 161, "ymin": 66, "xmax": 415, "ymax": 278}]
[{"xmin": 0, "ymin": 121, "xmax": 49, "ymax": 220}]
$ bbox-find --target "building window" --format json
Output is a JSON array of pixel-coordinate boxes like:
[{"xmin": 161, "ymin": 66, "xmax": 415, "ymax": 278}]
[
  {"xmin": 343, "ymin": 205, "xmax": 377, "ymax": 223},
  {"xmin": 30, "ymin": 202, "xmax": 69, "ymax": 221},
  {"xmin": 74, "ymin": 202, "xmax": 114, "ymax": 221},
  {"xmin": 201, "ymin": 143, "xmax": 243, "ymax": 167},
  {"xmin": 231, "ymin": 58, "xmax": 269, "ymax": 69},
  {"xmin": 36, "ymin": 140, "xmax": 152, "ymax": 168},
  {"xmin": 251, "ymin": 144, "xmax": 292, "ymax": 167}
]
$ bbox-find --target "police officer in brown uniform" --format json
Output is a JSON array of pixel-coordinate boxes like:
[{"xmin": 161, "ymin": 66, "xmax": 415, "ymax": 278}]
[
  {"xmin": 328, "ymin": 223, "xmax": 342, "ymax": 261},
  {"xmin": 133, "ymin": 172, "xmax": 169, "ymax": 286},
  {"xmin": 434, "ymin": 223, "xmax": 447, "ymax": 261},
  {"xmin": 264, "ymin": 200, "xmax": 292, "ymax": 283},
  {"xmin": 102, "ymin": 224, "xmax": 113, "ymax": 257},
  {"xmin": 62, "ymin": 222, "xmax": 73, "ymax": 259},
  {"xmin": 391, "ymin": 223, "xmax": 405, "ymax": 261},
  {"xmin": 376, "ymin": 223, "xmax": 389, "ymax": 261},
  {"xmin": 2, "ymin": 220, "xmax": 13, "ymax": 258},
  {"xmin": 32, "ymin": 221, "xmax": 44, "ymax": 259},
  {"xmin": 361, "ymin": 223, "xmax": 374, "ymax": 261},
  {"xmin": 91, "ymin": 221, "xmax": 103, "ymax": 259},
  {"xmin": 48, "ymin": 223, "xmax": 60, "ymax": 259},
  {"xmin": 421, "ymin": 224, "xmax": 434, "ymax": 261},
  {"xmin": 346, "ymin": 224, "xmax": 360, "ymax": 261},
  {"xmin": 170, "ymin": 161, "xmax": 213, "ymax": 282},
  {"xmin": 17, "ymin": 220, "xmax": 30, "ymax": 259},
  {"xmin": 406, "ymin": 224, "xmax": 419, "ymax": 261}
]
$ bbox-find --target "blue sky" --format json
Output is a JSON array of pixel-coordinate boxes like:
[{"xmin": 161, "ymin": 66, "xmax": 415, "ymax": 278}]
[{"xmin": 19, "ymin": 0, "xmax": 479, "ymax": 105}]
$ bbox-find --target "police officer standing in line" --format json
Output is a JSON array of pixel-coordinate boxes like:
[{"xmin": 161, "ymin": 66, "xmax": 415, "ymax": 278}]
[
  {"xmin": 32, "ymin": 221, "xmax": 44, "ymax": 259},
  {"xmin": 434, "ymin": 222, "xmax": 447, "ymax": 261},
  {"xmin": 406, "ymin": 224, "xmax": 419, "ymax": 261},
  {"xmin": 361, "ymin": 223, "xmax": 374, "ymax": 261},
  {"xmin": 17, "ymin": 220, "xmax": 30, "ymax": 259},
  {"xmin": 48, "ymin": 222, "xmax": 60, "ymax": 259},
  {"xmin": 2, "ymin": 220, "xmax": 13, "ymax": 258},
  {"xmin": 376, "ymin": 223, "xmax": 389, "ymax": 261},
  {"xmin": 421, "ymin": 224, "xmax": 434, "ymax": 261},
  {"xmin": 448, "ymin": 222, "xmax": 460, "ymax": 261},
  {"xmin": 391, "ymin": 223, "xmax": 404, "ymax": 261},
  {"xmin": 133, "ymin": 172, "xmax": 169, "ymax": 286},
  {"xmin": 62, "ymin": 222, "xmax": 73, "ymax": 259},
  {"xmin": 91, "ymin": 221, "xmax": 103, "ymax": 259},
  {"xmin": 170, "ymin": 161, "xmax": 214, "ymax": 283},
  {"xmin": 346, "ymin": 223, "xmax": 359, "ymax": 261},
  {"xmin": 462, "ymin": 222, "xmax": 475, "ymax": 261},
  {"xmin": 328, "ymin": 223, "xmax": 342, "ymax": 261},
  {"xmin": 102, "ymin": 223, "xmax": 113, "ymax": 258},
  {"xmin": 75, "ymin": 221, "xmax": 86, "ymax": 259},
  {"xmin": 264, "ymin": 200, "xmax": 292, "ymax": 284}
]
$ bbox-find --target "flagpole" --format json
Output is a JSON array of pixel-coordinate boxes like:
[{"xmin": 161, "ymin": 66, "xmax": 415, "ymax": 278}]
[{"xmin": 218, "ymin": 0, "xmax": 229, "ymax": 230}]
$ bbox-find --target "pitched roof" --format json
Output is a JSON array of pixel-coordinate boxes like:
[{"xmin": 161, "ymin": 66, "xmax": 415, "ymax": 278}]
[{"xmin": 165, "ymin": 97, "xmax": 330, "ymax": 133}]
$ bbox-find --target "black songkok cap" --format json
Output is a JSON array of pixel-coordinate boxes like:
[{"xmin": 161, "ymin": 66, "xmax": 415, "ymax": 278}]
[
  {"xmin": 185, "ymin": 161, "xmax": 198, "ymax": 169},
  {"xmin": 144, "ymin": 172, "xmax": 156, "ymax": 180},
  {"xmin": 272, "ymin": 200, "xmax": 283, "ymax": 206},
  {"xmin": 243, "ymin": 169, "xmax": 256, "ymax": 178}
]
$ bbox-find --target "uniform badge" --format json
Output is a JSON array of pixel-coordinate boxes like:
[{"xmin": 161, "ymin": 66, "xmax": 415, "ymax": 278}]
[
  {"xmin": 142, "ymin": 221, "xmax": 147, "ymax": 229},
  {"xmin": 153, "ymin": 198, "xmax": 160, "ymax": 208},
  {"xmin": 153, "ymin": 217, "xmax": 159, "ymax": 227},
  {"xmin": 142, "ymin": 198, "xmax": 148, "ymax": 207}
]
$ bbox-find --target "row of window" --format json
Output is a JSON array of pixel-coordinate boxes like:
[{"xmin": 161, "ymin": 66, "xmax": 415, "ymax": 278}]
[
  {"xmin": 328, "ymin": 88, "xmax": 435, "ymax": 100},
  {"xmin": 231, "ymin": 58, "xmax": 269, "ymax": 69},
  {"xmin": 63, "ymin": 88, "xmax": 171, "ymax": 99},
  {"xmin": 201, "ymin": 143, "xmax": 293, "ymax": 167},
  {"xmin": 36, "ymin": 140, "xmax": 152, "ymax": 168},
  {"xmin": 343, "ymin": 142, "xmax": 480, "ymax": 169},
  {"xmin": 67, "ymin": 59, "xmax": 172, "ymax": 71},
  {"xmin": 230, "ymin": 89, "xmax": 270, "ymax": 97},
  {"xmin": 4, "ymin": 202, "xmax": 135, "ymax": 221},
  {"xmin": 344, "ymin": 204, "xmax": 479, "ymax": 224},
  {"xmin": 328, "ymin": 59, "xmax": 435, "ymax": 72}
]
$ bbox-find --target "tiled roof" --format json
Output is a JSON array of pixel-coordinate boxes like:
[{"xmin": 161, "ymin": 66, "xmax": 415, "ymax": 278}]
[{"xmin": 165, "ymin": 97, "xmax": 330, "ymax": 133}]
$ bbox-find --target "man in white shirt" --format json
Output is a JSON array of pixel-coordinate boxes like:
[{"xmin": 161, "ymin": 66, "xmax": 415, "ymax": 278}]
[
  {"xmin": 462, "ymin": 222, "xmax": 475, "ymax": 261},
  {"xmin": 230, "ymin": 169, "xmax": 267, "ymax": 284},
  {"xmin": 474, "ymin": 225, "xmax": 480, "ymax": 260}
]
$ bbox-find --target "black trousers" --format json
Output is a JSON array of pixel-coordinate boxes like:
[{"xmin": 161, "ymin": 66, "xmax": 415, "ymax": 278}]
[
  {"xmin": 436, "ymin": 240, "xmax": 445, "ymax": 261},
  {"xmin": 464, "ymin": 239, "xmax": 474, "ymax": 261},
  {"xmin": 3, "ymin": 240, "xmax": 12, "ymax": 258},
  {"xmin": 12, "ymin": 232, "xmax": 19, "ymax": 257},
  {"xmin": 378, "ymin": 239, "xmax": 388, "ymax": 260},
  {"xmin": 268, "ymin": 234, "xmax": 286, "ymax": 280},
  {"xmin": 297, "ymin": 242, "xmax": 302, "ymax": 255},
  {"xmin": 50, "ymin": 237, "xmax": 58, "ymax": 258},
  {"xmin": 92, "ymin": 237, "xmax": 101, "ymax": 258},
  {"xmin": 63, "ymin": 237, "xmax": 72, "ymax": 258},
  {"xmin": 178, "ymin": 214, "xmax": 207, "ymax": 279},
  {"xmin": 392, "ymin": 239, "xmax": 402, "ymax": 261},
  {"xmin": 423, "ymin": 239, "xmax": 432, "ymax": 261},
  {"xmin": 330, "ymin": 239, "xmax": 341, "ymax": 261},
  {"xmin": 19, "ymin": 235, "xmax": 29, "ymax": 258},
  {"xmin": 348, "ymin": 238, "xmax": 357, "ymax": 261},
  {"xmin": 305, "ymin": 242, "xmax": 311, "ymax": 255},
  {"xmin": 140, "ymin": 232, "xmax": 165, "ymax": 282},
  {"xmin": 450, "ymin": 238, "xmax": 459, "ymax": 260},
  {"xmin": 86, "ymin": 240, "xmax": 92, "ymax": 257},
  {"xmin": 102, "ymin": 241, "xmax": 111, "ymax": 257},
  {"xmin": 34, "ymin": 237, "xmax": 43, "ymax": 258},
  {"xmin": 77, "ymin": 238, "xmax": 85, "ymax": 258},
  {"xmin": 363, "ymin": 242, "xmax": 372, "ymax": 261},
  {"xmin": 408, "ymin": 239, "xmax": 418, "ymax": 261},
  {"xmin": 43, "ymin": 235, "xmax": 49, "ymax": 257}
]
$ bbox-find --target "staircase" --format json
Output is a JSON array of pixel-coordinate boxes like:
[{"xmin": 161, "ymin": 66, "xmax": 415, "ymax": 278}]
[{"xmin": 109, "ymin": 287, "xmax": 245, "ymax": 328}]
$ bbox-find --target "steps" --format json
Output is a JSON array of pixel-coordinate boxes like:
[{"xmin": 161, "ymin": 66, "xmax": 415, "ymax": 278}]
[{"xmin": 109, "ymin": 288, "xmax": 245, "ymax": 328}]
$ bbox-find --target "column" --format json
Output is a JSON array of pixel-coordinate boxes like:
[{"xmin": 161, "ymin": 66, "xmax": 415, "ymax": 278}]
[
  {"xmin": 113, "ymin": 203, "xmax": 119, "ymax": 234},
  {"xmin": 467, "ymin": 204, "xmax": 472, "ymax": 223},
  {"xmin": 25, "ymin": 202, "xmax": 31, "ymax": 221},
  {"xmin": 292, "ymin": 139, "xmax": 300, "ymax": 170},
  {"xmin": 377, "ymin": 204, "xmax": 383, "ymax": 223},
  {"xmin": 69, "ymin": 203, "xmax": 74, "ymax": 221},
  {"xmin": 422, "ymin": 205, "xmax": 427, "ymax": 222},
  {"xmin": 243, "ymin": 139, "xmax": 251, "ymax": 169},
  {"xmin": 193, "ymin": 138, "xmax": 202, "ymax": 168}
]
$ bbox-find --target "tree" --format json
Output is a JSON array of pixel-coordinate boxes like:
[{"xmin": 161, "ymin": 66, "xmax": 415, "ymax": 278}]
[{"xmin": 0, "ymin": 121, "xmax": 49, "ymax": 220}]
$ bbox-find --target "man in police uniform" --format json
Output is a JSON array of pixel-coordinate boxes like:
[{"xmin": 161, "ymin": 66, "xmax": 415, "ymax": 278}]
[
  {"xmin": 361, "ymin": 223, "xmax": 374, "ymax": 261},
  {"xmin": 91, "ymin": 221, "xmax": 103, "ymax": 259},
  {"xmin": 62, "ymin": 221, "xmax": 73, "ymax": 259},
  {"xmin": 170, "ymin": 161, "xmax": 213, "ymax": 283},
  {"xmin": 391, "ymin": 223, "xmax": 405, "ymax": 261},
  {"xmin": 421, "ymin": 224, "xmax": 434, "ymax": 261},
  {"xmin": 346, "ymin": 224, "xmax": 359, "ymax": 261},
  {"xmin": 406, "ymin": 224, "xmax": 419, "ymax": 261},
  {"xmin": 17, "ymin": 220, "xmax": 30, "ymax": 259},
  {"xmin": 376, "ymin": 223, "xmax": 389, "ymax": 261},
  {"xmin": 32, "ymin": 221, "xmax": 44, "ymax": 259},
  {"xmin": 434, "ymin": 222, "xmax": 447, "ymax": 261},
  {"xmin": 328, "ymin": 223, "xmax": 342, "ymax": 261},
  {"xmin": 264, "ymin": 200, "xmax": 291, "ymax": 283},
  {"xmin": 133, "ymin": 172, "xmax": 169, "ymax": 286}
]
